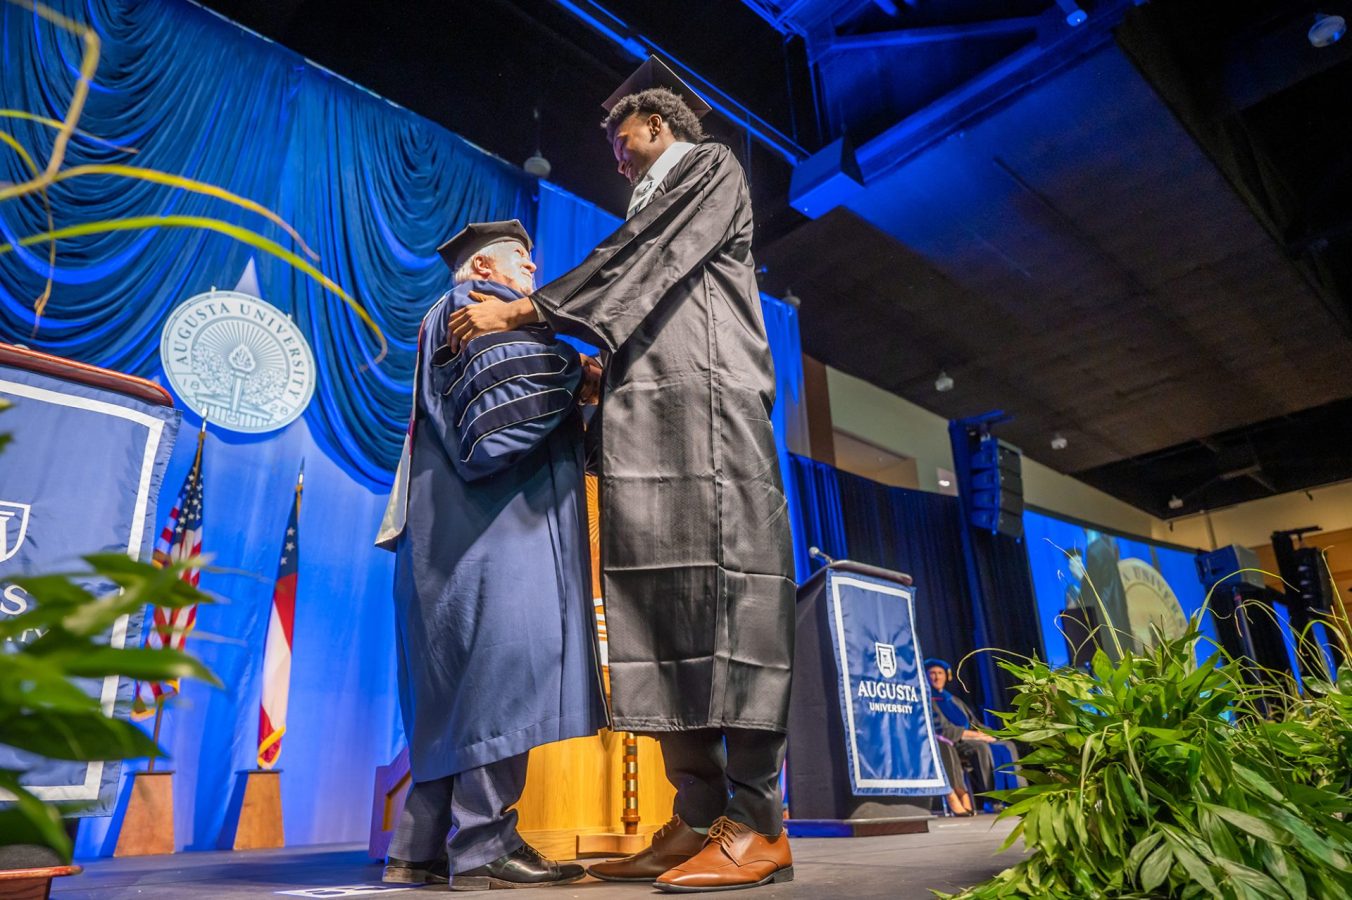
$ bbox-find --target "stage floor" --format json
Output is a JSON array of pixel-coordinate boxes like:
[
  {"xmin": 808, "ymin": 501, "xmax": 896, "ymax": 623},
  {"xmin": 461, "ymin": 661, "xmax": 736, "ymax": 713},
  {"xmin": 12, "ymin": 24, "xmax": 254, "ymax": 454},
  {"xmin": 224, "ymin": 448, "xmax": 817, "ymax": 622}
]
[{"xmin": 52, "ymin": 816, "xmax": 1022, "ymax": 899}]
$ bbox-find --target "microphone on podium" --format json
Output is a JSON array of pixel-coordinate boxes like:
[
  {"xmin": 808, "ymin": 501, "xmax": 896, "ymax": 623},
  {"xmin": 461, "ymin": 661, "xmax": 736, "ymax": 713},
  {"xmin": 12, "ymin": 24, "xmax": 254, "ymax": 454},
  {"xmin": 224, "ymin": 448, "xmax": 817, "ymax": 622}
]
[{"xmin": 808, "ymin": 546, "xmax": 836, "ymax": 566}]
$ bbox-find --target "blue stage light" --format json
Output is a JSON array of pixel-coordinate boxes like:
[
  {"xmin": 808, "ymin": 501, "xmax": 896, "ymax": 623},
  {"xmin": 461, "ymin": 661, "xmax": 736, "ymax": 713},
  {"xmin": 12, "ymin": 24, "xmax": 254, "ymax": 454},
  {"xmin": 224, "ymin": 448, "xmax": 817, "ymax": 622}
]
[
  {"xmin": 1054, "ymin": 0, "xmax": 1089, "ymax": 27},
  {"xmin": 1309, "ymin": 14, "xmax": 1346, "ymax": 48}
]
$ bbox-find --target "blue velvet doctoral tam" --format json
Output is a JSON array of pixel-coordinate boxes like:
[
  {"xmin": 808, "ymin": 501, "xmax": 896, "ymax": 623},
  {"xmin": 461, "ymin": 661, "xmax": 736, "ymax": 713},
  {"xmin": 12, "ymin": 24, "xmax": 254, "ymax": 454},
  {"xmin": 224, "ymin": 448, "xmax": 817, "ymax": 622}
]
[{"xmin": 382, "ymin": 279, "xmax": 607, "ymax": 781}]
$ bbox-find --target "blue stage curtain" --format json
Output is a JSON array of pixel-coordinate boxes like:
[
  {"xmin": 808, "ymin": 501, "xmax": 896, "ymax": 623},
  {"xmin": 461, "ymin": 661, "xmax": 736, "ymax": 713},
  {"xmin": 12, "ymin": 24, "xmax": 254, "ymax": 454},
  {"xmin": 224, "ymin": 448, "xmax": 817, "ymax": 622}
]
[
  {"xmin": 0, "ymin": 0, "xmax": 536, "ymax": 484},
  {"xmin": 535, "ymin": 182, "xmax": 621, "ymax": 284},
  {"xmin": 787, "ymin": 455, "xmax": 989, "ymax": 710},
  {"xmin": 760, "ymin": 295, "xmax": 809, "ymax": 580}
]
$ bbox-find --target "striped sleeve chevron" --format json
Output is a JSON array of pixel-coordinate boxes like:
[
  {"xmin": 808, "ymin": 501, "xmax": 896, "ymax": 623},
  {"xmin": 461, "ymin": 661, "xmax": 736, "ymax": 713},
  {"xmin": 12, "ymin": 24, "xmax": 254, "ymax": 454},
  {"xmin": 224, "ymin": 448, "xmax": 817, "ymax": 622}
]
[{"xmin": 432, "ymin": 329, "xmax": 582, "ymax": 482}]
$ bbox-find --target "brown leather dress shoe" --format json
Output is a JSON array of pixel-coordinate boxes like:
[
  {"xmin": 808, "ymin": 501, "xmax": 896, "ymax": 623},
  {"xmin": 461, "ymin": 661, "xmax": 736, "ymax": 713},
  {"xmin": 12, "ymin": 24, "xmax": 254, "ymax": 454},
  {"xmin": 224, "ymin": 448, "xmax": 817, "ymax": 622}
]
[
  {"xmin": 587, "ymin": 815, "xmax": 707, "ymax": 882},
  {"xmin": 655, "ymin": 816, "xmax": 793, "ymax": 893}
]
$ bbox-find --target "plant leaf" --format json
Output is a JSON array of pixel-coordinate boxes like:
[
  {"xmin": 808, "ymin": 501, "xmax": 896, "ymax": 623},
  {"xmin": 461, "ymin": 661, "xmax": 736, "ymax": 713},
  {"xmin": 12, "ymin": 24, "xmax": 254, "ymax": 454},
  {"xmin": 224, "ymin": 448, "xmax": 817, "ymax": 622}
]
[
  {"xmin": 0, "ymin": 772, "xmax": 71, "ymax": 862},
  {"xmin": 49, "ymin": 647, "xmax": 220, "ymax": 687},
  {"xmin": 1202, "ymin": 802, "xmax": 1289, "ymax": 845},
  {"xmin": 2, "ymin": 710, "xmax": 161, "ymax": 761},
  {"xmin": 1138, "ymin": 837, "xmax": 1173, "ymax": 893},
  {"xmin": 1126, "ymin": 830, "xmax": 1164, "ymax": 881}
]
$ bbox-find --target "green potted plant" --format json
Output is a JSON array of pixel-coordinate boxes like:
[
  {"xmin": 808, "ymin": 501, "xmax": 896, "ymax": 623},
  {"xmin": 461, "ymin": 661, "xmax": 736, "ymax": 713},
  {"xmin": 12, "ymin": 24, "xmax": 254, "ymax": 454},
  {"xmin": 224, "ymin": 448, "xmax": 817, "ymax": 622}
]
[
  {"xmin": 0, "ymin": 552, "xmax": 217, "ymax": 895},
  {"xmin": 942, "ymin": 610, "xmax": 1352, "ymax": 899}
]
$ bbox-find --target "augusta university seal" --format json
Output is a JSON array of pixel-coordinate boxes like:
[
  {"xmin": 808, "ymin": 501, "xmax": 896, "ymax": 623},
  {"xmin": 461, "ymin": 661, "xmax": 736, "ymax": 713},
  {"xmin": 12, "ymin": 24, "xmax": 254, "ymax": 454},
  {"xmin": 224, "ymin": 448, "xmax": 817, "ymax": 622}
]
[{"xmin": 160, "ymin": 290, "xmax": 316, "ymax": 434}]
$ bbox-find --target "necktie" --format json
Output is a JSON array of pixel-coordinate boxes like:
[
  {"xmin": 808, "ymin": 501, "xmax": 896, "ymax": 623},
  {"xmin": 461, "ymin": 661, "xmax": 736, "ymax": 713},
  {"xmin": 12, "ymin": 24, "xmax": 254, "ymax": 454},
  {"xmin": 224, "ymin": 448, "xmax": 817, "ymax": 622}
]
[{"xmin": 627, "ymin": 177, "xmax": 656, "ymax": 219}]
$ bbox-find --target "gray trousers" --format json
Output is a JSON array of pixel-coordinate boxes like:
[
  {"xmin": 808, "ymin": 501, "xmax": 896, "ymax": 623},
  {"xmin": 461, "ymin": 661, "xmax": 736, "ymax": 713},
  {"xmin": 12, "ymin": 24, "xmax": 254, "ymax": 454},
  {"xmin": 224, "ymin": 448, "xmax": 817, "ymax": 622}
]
[
  {"xmin": 388, "ymin": 753, "xmax": 528, "ymax": 873},
  {"xmin": 655, "ymin": 728, "xmax": 787, "ymax": 837}
]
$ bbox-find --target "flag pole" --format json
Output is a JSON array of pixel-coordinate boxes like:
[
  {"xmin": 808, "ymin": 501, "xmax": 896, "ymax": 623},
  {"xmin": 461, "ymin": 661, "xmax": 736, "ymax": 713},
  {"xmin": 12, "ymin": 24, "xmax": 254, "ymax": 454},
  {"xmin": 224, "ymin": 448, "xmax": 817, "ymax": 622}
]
[
  {"xmin": 255, "ymin": 460, "xmax": 305, "ymax": 773},
  {"xmin": 146, "ymin": 418, "xmax": 207, "ymax": 773}
]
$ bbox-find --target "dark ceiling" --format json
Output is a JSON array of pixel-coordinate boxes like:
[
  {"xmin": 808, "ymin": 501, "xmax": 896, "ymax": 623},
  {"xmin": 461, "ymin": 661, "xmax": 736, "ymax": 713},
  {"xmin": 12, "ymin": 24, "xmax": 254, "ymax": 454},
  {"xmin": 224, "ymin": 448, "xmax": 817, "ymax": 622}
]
[
  {"xmin": 198, "ymin": 0, "xmax": 1352, "ymax": 520},
  {"xmin": 195, "ymin": 0, "xmax": 815, "ymax": 241}
]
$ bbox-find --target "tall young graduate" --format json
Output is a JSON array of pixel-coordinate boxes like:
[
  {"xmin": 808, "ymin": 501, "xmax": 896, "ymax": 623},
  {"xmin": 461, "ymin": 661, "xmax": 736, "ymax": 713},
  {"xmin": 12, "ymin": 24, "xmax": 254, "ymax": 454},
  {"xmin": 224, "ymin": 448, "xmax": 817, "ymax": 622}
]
[
  {"xmin": 449, "ymin": 60, "xmax": 797, "ymax": 893},
  {"xmin": 376, "ymin": 219, "xmax": 607, "ymax": 891}
]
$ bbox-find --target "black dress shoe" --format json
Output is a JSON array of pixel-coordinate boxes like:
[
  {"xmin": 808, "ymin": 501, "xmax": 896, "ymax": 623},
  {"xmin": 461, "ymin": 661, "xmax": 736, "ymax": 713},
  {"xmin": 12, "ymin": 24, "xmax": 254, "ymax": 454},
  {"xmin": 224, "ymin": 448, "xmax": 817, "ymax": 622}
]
[
  {"xmin": 383, "ymin": 856, "xmax": 450, "ymax": 884},
  {"xmin": 452, "ymin": 844, "xmax": 585, "ymax": 891}
]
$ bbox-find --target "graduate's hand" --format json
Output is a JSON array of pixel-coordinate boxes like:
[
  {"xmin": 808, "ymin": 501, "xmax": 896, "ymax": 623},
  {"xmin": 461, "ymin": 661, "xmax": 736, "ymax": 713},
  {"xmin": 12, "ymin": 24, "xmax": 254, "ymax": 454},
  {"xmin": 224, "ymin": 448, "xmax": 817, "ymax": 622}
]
[
  {"xmin": 578, "ymin": 354, "xmax": 603, "ymax": 405},
  {"xmin": 448, "ymin": 295, "xmax": 536, "ymax": 351}
]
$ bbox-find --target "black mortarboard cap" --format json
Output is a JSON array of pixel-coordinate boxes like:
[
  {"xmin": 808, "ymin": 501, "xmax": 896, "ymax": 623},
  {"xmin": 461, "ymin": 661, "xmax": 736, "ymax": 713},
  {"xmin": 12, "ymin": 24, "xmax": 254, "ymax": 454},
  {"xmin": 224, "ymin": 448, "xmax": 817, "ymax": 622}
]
[
  {"xmin": 602, "ymin": 56, "xmax": 712, "ymax": 119},
  {"xmin": 436, "ymin": 219, "xmax": 532, "ymax": 270}
]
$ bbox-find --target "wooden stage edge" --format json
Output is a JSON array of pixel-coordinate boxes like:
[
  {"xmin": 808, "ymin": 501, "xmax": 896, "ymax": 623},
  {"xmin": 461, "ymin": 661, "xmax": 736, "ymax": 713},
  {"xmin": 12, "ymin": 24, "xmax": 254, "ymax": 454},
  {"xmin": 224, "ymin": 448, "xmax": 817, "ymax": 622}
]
[{"xmin": 785, "ymin": 816, "xmax": 931, "ymax": 838}]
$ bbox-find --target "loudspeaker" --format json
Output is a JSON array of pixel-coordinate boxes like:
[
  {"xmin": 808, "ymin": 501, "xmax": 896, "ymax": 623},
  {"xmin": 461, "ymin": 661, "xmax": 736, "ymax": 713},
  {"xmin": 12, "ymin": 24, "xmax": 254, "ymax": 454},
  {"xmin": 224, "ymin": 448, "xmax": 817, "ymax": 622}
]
[
  {"xmin": 970, "ymin": 438, "xmax": 1023, "ymax": 538},
  {"xmin": 1293, "ymin": 547, "xmax": 1333, "ymax": 614},
  {"xmin": 1196, "ymin": 545, "xmax": 1264, "ymax": 591}
]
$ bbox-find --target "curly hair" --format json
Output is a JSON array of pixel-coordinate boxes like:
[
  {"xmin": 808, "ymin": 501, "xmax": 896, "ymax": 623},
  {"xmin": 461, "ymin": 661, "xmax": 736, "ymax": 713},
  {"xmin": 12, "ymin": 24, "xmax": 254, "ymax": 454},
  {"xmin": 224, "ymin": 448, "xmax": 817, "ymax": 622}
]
[{"xmin": 602, "ymin": 87, "xmax": 706, "ymax": 143}]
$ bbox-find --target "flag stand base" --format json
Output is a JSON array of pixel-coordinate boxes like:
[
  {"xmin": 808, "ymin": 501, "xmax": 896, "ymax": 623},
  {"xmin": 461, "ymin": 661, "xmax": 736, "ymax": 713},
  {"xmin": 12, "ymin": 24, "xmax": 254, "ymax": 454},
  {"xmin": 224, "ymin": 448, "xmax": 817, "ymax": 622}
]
[
  {"xmin": 113, "ymin": 771, "xmax": 176, "ymax": 857},
  {"xmin": 222, "ymin": 769, "xmax": 284, "ymax": 850}
]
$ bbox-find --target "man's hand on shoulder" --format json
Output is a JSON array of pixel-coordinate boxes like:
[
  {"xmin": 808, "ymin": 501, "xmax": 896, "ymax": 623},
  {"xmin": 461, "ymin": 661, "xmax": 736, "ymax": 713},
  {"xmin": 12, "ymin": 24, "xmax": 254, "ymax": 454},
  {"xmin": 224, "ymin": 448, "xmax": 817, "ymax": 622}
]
[
  {"xmin": 447, "ymin": 294, "xmax": 539, "ymax": 352},
  {"xmin": 578, "ymin": 354, "xmax": 603, "ymax": 405}
]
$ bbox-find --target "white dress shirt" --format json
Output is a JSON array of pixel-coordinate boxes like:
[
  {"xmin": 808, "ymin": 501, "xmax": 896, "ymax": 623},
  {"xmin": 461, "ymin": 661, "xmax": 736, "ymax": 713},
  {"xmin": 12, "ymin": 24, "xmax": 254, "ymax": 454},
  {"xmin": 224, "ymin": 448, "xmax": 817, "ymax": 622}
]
[{"xmin": 626, "ymin": 141, "xmax": 695, "ymax": 220}]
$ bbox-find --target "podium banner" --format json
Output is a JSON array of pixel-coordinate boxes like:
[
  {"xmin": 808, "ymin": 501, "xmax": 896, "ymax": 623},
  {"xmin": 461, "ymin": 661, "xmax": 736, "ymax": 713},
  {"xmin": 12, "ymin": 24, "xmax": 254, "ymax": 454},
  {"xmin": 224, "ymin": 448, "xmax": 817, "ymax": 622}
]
[
  {"xmin": 0, "ymin": 361, "xmax": 180, "ymax": 815},
  {"xmin": 824, "ymin": 569, "xmax": 948, "ymax": 795}
]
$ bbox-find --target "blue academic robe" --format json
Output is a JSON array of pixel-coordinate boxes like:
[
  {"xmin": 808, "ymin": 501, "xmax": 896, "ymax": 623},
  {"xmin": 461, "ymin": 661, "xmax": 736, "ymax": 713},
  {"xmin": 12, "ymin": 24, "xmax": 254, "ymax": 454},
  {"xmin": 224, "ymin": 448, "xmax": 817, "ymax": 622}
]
[{"xmin": 378, "ymin": 279, "xmax": 607, "ymax": 781}]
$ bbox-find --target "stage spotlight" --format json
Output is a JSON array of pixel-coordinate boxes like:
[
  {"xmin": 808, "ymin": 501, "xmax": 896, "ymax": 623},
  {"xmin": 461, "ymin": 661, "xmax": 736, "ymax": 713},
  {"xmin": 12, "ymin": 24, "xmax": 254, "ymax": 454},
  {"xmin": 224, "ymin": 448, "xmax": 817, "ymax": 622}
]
[
  {"xmin": 523, "ymin": 107, "xmax": 551, "ymax": 178},
  {"xmin": 1168, "ymin": 495, "xmax": 1184, "ymax": 510},
  {"xmin": 523, "ymin": 153, "xmax": 551, "ymax": 179},
  {"xmin": 1309, "ymin": 13, "xmax": 1347, "ymax": 47},
  {"xmin": 781, "ymin": 289, "xmax": 801, "ymax": 308},
  {"xmin": 934, "ymin": 370, "xmax": 954, "ymax": 392},
  {"xmin": 1050, "ymin": 433, "xmax": 1068, "ymax": 451},
  {"xmin": 1055, "ymin": 0, "xmax": 1088, "ymax": 26}
]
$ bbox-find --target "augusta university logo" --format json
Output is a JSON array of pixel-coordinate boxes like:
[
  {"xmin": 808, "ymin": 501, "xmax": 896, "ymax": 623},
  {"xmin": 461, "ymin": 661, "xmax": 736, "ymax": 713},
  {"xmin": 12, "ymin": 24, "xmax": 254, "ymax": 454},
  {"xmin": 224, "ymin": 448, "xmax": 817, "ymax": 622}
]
[
  {"xmin": 0, "ymin": 501, "xmax": 31, "ymax": 564},
  {"xmin": 875, "ymin": 642, "xmax": 897, "ymax": 678},
  {"xmin": 160, "ymin": 290, "xmax": 316, "ymax": 434}
]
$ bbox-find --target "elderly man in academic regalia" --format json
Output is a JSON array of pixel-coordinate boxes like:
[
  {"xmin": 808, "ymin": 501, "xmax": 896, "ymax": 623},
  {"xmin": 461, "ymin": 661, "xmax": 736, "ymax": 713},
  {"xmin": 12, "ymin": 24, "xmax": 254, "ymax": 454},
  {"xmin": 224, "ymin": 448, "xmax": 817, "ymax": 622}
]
[
  {"xmin": 375, "ymin": 219, "xmax": 607, "ymax": 891},
  {"xmin": 449, "ymin": 60, "xmax": 797, "ymax": 893}
]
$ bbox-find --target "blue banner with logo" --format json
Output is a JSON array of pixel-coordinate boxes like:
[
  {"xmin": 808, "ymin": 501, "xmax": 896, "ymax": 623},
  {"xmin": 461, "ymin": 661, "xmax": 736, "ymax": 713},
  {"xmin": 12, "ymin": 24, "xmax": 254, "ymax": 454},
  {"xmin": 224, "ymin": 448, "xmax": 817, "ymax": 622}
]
[
  {"xmin": 824, "ymin": 569, "xmax": 949, "ymax": 795},
  {"xmin": 0, "ymin": 362, "xmax": 180, "ymax": 816}
]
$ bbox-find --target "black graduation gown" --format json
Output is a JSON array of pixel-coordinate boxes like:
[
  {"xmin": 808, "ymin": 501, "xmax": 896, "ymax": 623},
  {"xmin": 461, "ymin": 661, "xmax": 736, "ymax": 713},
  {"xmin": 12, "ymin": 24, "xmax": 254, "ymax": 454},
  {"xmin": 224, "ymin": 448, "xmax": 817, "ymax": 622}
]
[{"xmin": 531, "ymin": 142, "xmax": 796, "ymax": 733}]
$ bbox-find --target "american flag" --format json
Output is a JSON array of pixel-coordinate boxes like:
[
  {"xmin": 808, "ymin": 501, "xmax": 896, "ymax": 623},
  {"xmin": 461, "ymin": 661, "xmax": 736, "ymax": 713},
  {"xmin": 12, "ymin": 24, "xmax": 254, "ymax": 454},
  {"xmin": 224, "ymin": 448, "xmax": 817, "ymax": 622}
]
[
  {"xmin": 258, "ymin": 466, "xmax": 302, "ymax": 768},
  {"xmin": 131, "ymin": 429, "xmax": 206, "ymax": 719}
]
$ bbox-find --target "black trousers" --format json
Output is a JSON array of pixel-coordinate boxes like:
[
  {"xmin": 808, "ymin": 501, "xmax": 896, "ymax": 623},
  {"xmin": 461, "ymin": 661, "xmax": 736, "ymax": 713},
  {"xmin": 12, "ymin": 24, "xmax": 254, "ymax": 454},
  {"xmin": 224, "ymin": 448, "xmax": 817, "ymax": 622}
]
[
  {"xmin": 937, "ymin": 739, "xmax": 964, "ymax": 796},
  {"xmin": 956, "ymin": 740, "xmax": 995, "ymax": 797},
  {"xmin": 651, "ymin": 728, "xmax": 786, "ymax": 837}
]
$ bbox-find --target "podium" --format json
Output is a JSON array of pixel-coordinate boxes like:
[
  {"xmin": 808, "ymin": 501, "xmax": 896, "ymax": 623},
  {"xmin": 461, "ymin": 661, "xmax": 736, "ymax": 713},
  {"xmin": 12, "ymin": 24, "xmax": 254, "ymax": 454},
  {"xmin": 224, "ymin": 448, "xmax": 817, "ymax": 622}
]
[
  {"xmin": 786, "ymin": 560, "xmax": 947, "ymax": 836},
  {"xmin": 0, "ymin": 343, "xmax": 180, "ymax": 821}
]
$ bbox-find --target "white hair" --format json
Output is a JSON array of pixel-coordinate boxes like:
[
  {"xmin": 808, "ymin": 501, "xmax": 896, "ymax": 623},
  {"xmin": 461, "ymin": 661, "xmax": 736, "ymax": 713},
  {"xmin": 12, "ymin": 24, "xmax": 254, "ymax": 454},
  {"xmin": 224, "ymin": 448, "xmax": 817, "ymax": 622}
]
[{"xmin": 453, "ymin": 239, "xmax": 524, "ymax": 284}]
